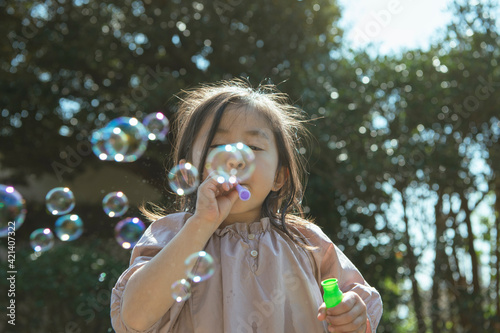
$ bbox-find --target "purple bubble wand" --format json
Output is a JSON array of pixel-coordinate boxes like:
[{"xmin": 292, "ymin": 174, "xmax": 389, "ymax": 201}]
[{"xmin": 235, "ymin": 184, "xmax": 251, "ymax": 201}]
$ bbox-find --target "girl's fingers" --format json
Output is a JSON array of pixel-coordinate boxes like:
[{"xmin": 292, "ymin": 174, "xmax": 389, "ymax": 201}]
[{"xmin": 317, "ymin": 303, "xmax": 327, "ymax": 321}]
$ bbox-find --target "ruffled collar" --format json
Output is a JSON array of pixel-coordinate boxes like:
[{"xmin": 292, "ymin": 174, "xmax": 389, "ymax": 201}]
[{"xmin": 214, "ymin": 217, "xmax": 271, "ymax": 237}]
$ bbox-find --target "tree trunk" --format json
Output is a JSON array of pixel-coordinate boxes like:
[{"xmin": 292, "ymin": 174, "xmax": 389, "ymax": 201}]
[
  {"xmin": 402, "ymin": 193, "xmax": 427, "ymax": 333},
  {"xmin": 459, "ymin": 192, "xmax": 481, "ymax": 293},
  {"xmin": 432, "ymin": 192, "xmax": 446, "ymax": 333},
  {"xmin": 496, "ymin": 184, "xmax": 500, "ymax": 320}
]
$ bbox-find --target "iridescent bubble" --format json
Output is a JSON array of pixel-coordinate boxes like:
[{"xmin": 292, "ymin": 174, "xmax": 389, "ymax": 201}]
[
  {"xmin": 114, "ymin": 217, "xmax": 145, "ymax": 249},
  {"xmin": 102, "ymin": 191, "xmax": 129, "ymax": 217},
  {"xmin": 171, "ymin": 278, "xmax": 192, "ymax": 302},
  {"xmin": 104, "ymin": 117, "xmax": 148, "ymax": 162},
  {"xmin": 143, "ymin": 112, "xmax": 169, "ymax": 141},
  {"xmin": 0, "ymin": 185, "xmax": 27, "ymax": 238},
  {"xmin": 102, "ymin": 126, "xmax": 130, "ymax": 160},
  {"xmin": 30, "ymin": 228, "xmax": 55, "ymax": 252},
  {"xmin": 205, "ymin": 143, "xmax": 256, "ymax": 183},
  {"xmin": 45, "ymin": 187, "xmax": 75, "ymax": 215},
  {"xmin": 168, "ymin": 162, "xmax": 200, "ymax": 196},
  {"xmin": 185, "ymin": 251, "xmax": 215, "ymax": 283},
  {"xmin": 90, "ymin": 127, "xmax": 118, "ymax": 161},
  {"xmin": 55, "ymin": 214, "xmax": 83, "ymax": 241}
]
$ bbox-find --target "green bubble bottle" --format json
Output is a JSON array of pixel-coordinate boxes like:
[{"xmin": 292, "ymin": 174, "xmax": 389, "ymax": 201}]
[{"xmin": 321, "ymin": 278, "xmax": 343, "ymax": 308}]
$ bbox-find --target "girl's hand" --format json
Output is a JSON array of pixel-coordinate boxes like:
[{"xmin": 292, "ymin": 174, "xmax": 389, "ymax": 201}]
[
  {"xmin": 192, "ymin": 172, "xmax": 240, "ymax": 230},
  {"xmin": 317, "ymin": 291, "xmax": 368, "ymax": 333}
]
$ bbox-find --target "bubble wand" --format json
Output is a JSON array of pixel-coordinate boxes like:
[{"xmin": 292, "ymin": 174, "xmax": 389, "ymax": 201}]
[
  {"xmin": 321, "ymin": 278, "xmax": 343, "ymax": 308},
  {"xmin": 235, "ymin": 184, "xmax": 251, "ymax": 201}
]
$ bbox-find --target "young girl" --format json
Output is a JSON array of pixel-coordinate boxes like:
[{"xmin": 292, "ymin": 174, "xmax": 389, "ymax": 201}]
[{"xmin": 111, "ymin": 80, "xmax": 383, "ymax": 333}]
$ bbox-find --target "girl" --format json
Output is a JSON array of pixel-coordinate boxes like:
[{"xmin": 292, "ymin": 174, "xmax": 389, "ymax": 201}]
[{"xmin": 111, "ymin": 80, "xmax": 383, "ymax": 333}]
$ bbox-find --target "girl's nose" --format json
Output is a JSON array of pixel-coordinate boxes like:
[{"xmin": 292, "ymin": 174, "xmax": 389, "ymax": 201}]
[{"xmin": 226, "ymin": 157, "xmax": 245, "ymax": 171}]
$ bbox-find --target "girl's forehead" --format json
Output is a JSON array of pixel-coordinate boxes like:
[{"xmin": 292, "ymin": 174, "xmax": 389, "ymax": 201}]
[
  {"xmin": 218, "ymin": 105, "xmax": 270, "ymax": 127},
  {"xmin": 201, "ymin": 106, "xmax": 274, "ymax": 138}
]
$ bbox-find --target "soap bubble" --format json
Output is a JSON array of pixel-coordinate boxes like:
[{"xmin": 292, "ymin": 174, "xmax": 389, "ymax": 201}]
[
  {"xmin": 205, "ymin": 143, "xmax": 256, "ymax": 183},
  {"xmin": 171, "ymin": 279, "xmax": 192, "ymax": 302},
  {"xmin": 45, "ymin": 187, "xmax": 75, "ymax": 215},
  {"xmin": 30, "ymin": 228, "xmax": 55, "ymax": 252},
  {"xmin": 55, "ymin": 214, "xmax": 83, "ymax": 241},
  {"xmin": 143, "ymin": 112, "xmax": 169, "ymax": 141},
  {"xmin": 102, "ymin": 191, "xmax": 129, "ymax": 217},
  {"xmin": 104, "ymin": 117, "xmax": 149, "ymax": 162},
  {"xmin": 90, "ymin": 127, "xmax": 120, "ymax": 161},
  {"xmin": 0, "ymin": 185, "xmax": 27, "ymax": 238},
  {"xmin": 102, "ymin": 126, "xmax": 130, "ymax": 160},
  {"xmin": 114, "ymin": 217, "xmax": 145, "ymax": 249},
  {"xmin": 185, "ymin": 251, "xmax": 215, "ymax": 283},
  {"xmin": 168, "ymin": 162, "xmax": 200, "ymax": 196}
]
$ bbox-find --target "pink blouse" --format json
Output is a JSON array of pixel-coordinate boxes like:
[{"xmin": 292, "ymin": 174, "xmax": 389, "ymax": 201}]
[{"xmin": 111, "ymin": 212, "xmax": 383, "ymax": 332}]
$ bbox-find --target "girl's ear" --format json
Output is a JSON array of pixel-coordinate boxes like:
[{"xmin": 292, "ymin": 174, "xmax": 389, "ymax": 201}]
[{"xmin": 272, "ymin": 166, "xmax": 288, "ymax": 191}]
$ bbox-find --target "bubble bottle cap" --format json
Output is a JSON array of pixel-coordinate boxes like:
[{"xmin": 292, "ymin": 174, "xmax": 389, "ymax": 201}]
[{"xmin": 321, "ymin": 278, "xmax": 343, "ymax": 308}]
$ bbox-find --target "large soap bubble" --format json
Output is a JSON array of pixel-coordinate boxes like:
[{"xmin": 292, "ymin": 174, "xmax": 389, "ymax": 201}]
[
  {"xmin": 205, "ymin": 143, "xmax": 256, "ymax": 183},
  {"xmin": 168, "ymin": 162, "xmax": 200, "ymax": 196},
  {"xmin": 205, "ymin": 143, "xmax": 256, "ymax": 200},
  {"xmin": 105, "ymin": 117, "xmax": 148, "ymax": 162},
  {"xmin": 91, "ymin": 117, "xmax": 148, "ymax": 162},
  {"xmin": 0, "ymin": 185, "xmax": 27, "ymax": 238},
  {"xmin": 45, "ymin": 187, "xmax": 75, "ymax": 215}
]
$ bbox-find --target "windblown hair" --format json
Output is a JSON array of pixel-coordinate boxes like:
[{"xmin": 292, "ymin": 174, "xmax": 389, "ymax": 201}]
[{"xmin": 141, "ymin": 79, "xmax": 316, "ymax": 249}]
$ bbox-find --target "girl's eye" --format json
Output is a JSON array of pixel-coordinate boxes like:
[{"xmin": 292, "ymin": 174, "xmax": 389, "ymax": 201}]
[{"xmin": 248, "ymin": 146, "xmax": 262, "ymax": 151}]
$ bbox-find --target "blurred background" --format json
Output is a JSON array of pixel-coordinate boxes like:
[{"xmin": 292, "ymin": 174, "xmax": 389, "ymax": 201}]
[{"xmin": 1, "ymin": 0, "xmax": 499, "ymax": 332}]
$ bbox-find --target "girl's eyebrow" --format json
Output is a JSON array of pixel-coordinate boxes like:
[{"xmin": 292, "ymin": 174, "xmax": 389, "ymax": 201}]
[{"xmin": 216, "ymin": 128, "xmax": 271, "ymax": 141}]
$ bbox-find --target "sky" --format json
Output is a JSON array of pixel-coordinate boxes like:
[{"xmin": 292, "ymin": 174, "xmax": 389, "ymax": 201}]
[{"xmin": 336, "ymin": 0, "xmax": 455, "ymax": 55}]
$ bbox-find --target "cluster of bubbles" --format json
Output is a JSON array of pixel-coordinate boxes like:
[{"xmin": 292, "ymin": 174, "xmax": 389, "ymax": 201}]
[
  {"xmin": 171, "ymin": 251, "xmax": 215, "ymax": 302},
  {"xmin": 0, "ymin": 183, "xmax": 144, "ymax": 253},
  {"xmin": 90, "ymin": 112, "xmax": 169, "ymax": 163},
  {"xmin": 101, "ymin": 192, "xmax": 145, "ymax": 249},
  {"xmin": 2, "ymin": 114, "xmax": 167, "ymax": 255},
  {"xmin": 167, "ymin": 143, "xmax": 256, "ymax": 197},
  {"xmin": 25, "ymin": 187, "xmax": 83, "ymax": 253}
]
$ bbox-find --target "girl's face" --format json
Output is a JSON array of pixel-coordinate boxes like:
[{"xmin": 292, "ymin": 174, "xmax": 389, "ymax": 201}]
[{"xmin": 191, "ymin": 105, "xmax": 286, "ymax": 224}]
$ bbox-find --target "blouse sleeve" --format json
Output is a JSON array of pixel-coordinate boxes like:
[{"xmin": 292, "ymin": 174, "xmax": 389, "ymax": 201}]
[
  {"xmin": 110, "ymin": 212, "xmax": 189, "ymax": 333},
  {"xmin": 299, "ymin": 223, "xmax": 383, "ymax": 332}
]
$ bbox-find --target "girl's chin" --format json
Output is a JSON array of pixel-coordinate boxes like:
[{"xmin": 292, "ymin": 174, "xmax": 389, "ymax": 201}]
[{"xmin": 226, "ymin": 203, "xmax": 261, "ymax": 223}]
